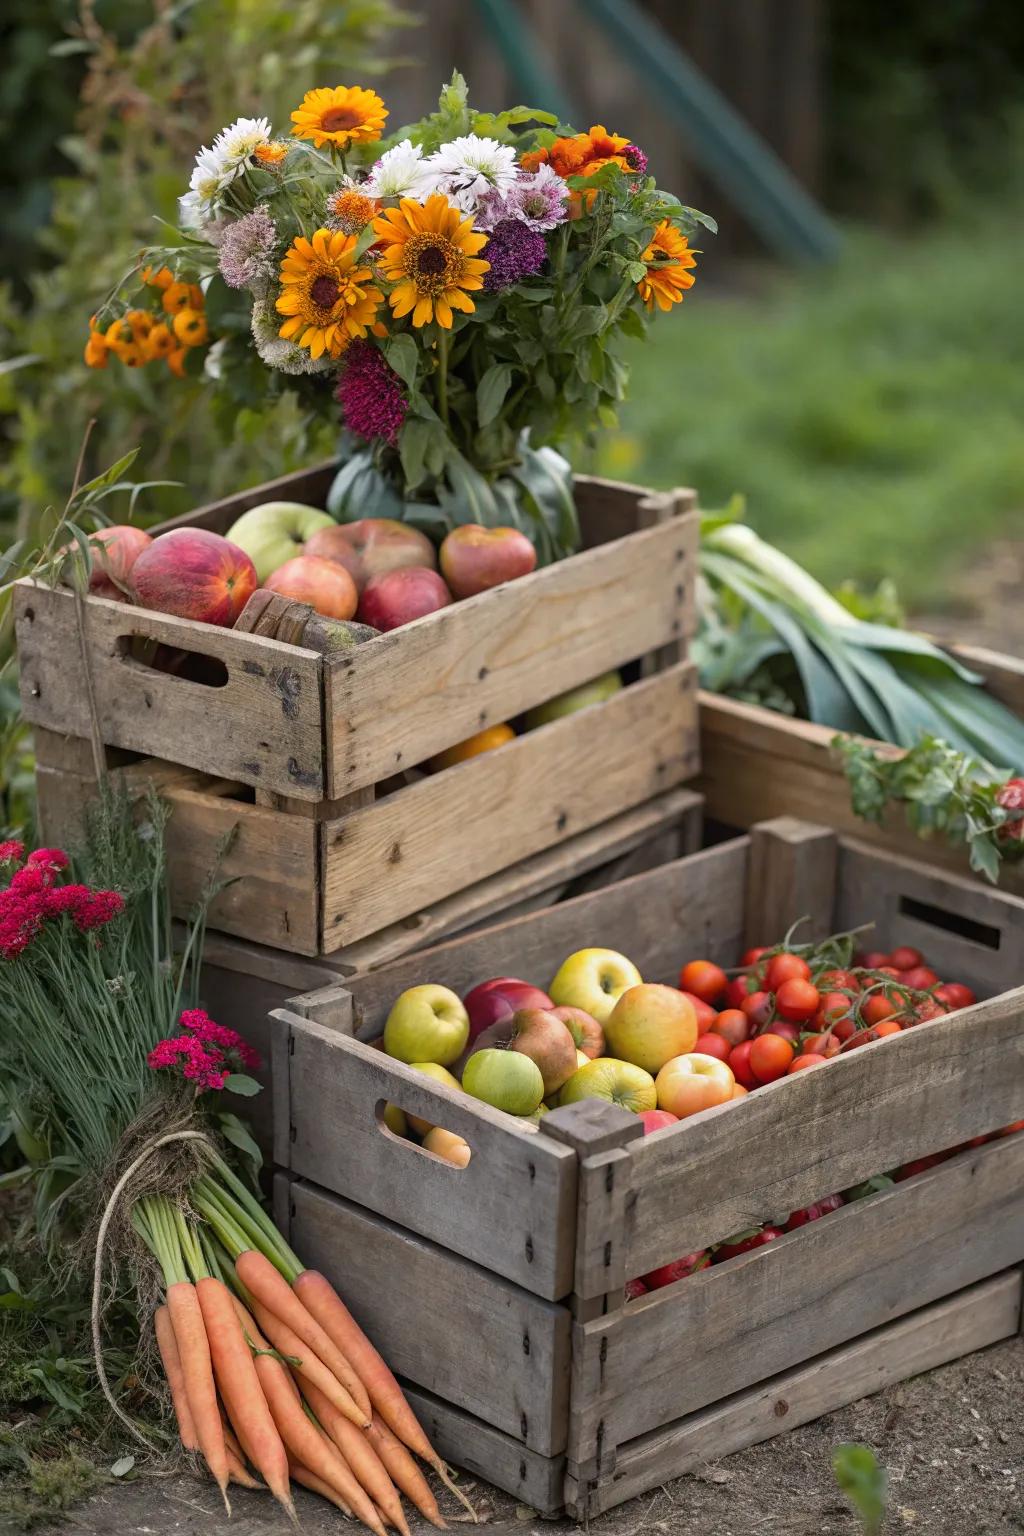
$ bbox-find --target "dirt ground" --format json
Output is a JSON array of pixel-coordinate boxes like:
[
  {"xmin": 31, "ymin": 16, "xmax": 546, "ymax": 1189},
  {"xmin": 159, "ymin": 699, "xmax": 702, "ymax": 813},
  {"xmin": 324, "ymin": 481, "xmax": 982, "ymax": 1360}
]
[{"xmin": 27, "ymin": 1333, "xmax": 1023, "ymax": 1536}]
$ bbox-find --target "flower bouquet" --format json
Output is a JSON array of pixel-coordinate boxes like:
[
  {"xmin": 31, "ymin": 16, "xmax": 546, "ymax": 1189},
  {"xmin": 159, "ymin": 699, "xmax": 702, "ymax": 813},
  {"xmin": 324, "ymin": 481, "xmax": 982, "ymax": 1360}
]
[{"xmin": 90, "ymin": 73, "xmax": 713, "ymax": 562}]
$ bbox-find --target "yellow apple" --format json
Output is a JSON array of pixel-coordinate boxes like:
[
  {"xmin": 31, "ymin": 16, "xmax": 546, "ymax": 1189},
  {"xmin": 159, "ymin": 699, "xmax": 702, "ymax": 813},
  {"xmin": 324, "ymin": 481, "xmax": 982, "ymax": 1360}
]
[
  {"xmin": 384, "ymin": 984, "xmax": 469, "ymax": 1066},
  {"xmin": 558, "ymin": 1057, "xmax": 657, "ymax": 1114},
  {"xmin": 656, "ymin": 1053, "xmax": 735, "ymax": 1119},
  {"xmin": 462, "ymin": 1049, "xmax": 545, "ymax": 1116},
  {"xmin": 549, "ymin": 948, "xmax": 642, "ymax": 1025},
  {"xmin": 405, "ymin": 1062, "xmax": 462, "ymax": 1137},
  {"xmin": 382, "ymin": 1103, "xmax": 408, "ymax": 1137},
  {"xmin": 604, "ymin": 984, "xmax": 699, "ymax": 1074},
  {"xmin": 422, "ymin": 1127, "xmax": 472, "ymax": 1167}
]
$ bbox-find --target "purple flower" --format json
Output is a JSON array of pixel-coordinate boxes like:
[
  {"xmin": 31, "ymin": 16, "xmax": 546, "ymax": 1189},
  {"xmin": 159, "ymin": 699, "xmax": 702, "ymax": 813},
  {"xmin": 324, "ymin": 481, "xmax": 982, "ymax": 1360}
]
[
  {"xmin": 478, "ymin": 164, "xmax": 568, "ymax": 233},
  {"xmin": 482, "ymin": 221, "xmax": 548, "ymax": 292},
  {"xmin": 217, "ymin": 207, "xmax": 278, "ymax": 290},
  {"xmin": 335, "ymin": 341, "xmax": 408, "ymax": 446},
  {"xmin": 624, "ymin": 144, "xmax": 648, "ymax": 176}
]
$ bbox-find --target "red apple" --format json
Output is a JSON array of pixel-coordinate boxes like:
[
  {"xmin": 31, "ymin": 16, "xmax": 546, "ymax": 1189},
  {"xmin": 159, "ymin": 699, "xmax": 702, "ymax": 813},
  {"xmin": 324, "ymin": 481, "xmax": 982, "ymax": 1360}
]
[
  {"xmin": 306, "ymin": 519, "xmax": 437, "ymax": 591},
  {"xmin": 638, "ymin": 1109, "xmax": 679, "ymax": 1135},
  {"xmin": 358, "ymin": 567, "xmax": 452, "ymax": 631},
  {"xmin": 550, "ymin": 1005, "xmax": 604, "ymax": 1060},
  {"xmin": 264, "ymin": 554, "xmax": 358, "ymax": 620},
  {"xmin": 130, "ymin": 529, "xmax": 257, "ymax": 626},
  {"xmin": 86, "ymin": 525, "xmax": 152, "ymax": 600},
  {"xmin": 508, "ymin": 1008, "xmax": 578, "ymax": 1096},
  {"xmin": 463, "ymin": 978, "xmax": 554, "ymax": 1044},
  {"xmin": 641, "ymin": 1251, "xmax": 709, "ymax": 1289},
  {"xmin": 439, "ymin": 524, "xmax": 537, "ymax": 600}
]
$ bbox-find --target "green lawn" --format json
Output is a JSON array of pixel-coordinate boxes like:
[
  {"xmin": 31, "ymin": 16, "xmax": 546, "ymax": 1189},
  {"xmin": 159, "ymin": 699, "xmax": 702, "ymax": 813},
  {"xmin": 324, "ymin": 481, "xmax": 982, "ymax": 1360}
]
[{"xmin": 598, "ymin": 205, "xmax": 1024, "ymax": 611}]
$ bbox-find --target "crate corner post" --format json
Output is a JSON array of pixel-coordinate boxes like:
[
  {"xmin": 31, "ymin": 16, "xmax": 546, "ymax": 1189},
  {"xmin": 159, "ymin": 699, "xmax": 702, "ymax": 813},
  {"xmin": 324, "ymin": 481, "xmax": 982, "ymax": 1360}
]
[{"xmin": 744, "ymin": 816, "xmax": 839, "ymax": 946}]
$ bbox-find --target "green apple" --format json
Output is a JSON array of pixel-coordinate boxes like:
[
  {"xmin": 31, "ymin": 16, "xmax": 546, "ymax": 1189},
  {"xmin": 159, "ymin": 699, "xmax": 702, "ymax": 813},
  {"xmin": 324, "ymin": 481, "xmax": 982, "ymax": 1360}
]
[
  {"xmin": 405, "ymin": 1062, "xmax": 462, "ymax": 1137},
  {"xmin": 558, "ymin": 1057, "xmax": 657, "ymax": 1114},
  {"xmin": 383, "ymin": 985, "xmax": 469, "ymax": 1066},
  {"xmin": 382, "ymin": 1102, "xmax": 408, "ymax": 1137},
  {"xmin": 462, "ymin": 1049, "xmax": 544, "ymax": 1116},
  {"xmin": 226, "ymin": 502, "xmax": 335, "ymax": 582},
  {"xmin": 549, "ymin": 947, "xmax": 643, "ymax": 1025},
  {"xmin": 523, "ymin": 670, "xmax": 622, "ymax": 730}
]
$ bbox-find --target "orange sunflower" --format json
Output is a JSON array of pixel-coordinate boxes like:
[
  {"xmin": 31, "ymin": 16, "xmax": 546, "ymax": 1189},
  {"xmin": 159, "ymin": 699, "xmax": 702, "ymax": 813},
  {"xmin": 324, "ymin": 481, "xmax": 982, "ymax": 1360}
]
[
  {"xmin": 636, "ymin": 221, "xmax": 697, "ymax": 312},
  {"xmin": 290, "ymin": 86, "xmax": 387, "ymax": 150},
  {"xmin": 372, "ymin": 194, "xmax": 489, "ymax": 329},
  {"xmin": 275, "ymin": 228, "xmax": 382, "ymax": 359}
]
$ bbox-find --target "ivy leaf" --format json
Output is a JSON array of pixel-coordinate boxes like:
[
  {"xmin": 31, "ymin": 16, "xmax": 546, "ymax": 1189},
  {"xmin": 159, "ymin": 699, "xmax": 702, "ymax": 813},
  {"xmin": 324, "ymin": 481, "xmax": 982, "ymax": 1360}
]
[
  {"xmin": 476, "ymin": 364, "xmax": 513, "ymax": 428},
  {"xmin": 385, "ymin": 335, "xmax": 419, "ymax": 393}
]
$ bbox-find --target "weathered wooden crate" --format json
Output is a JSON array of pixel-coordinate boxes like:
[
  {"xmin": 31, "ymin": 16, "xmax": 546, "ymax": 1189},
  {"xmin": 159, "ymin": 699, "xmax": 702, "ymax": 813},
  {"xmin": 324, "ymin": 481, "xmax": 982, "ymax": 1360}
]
[
  {"xmin": 17, "ymin": 469, "xmax": 699, "ymax": 954},
  {"xmin": 270, "ymin": 818, "xmax": 1024, "ymax": 1517},
  {"xmin": 700, "ymin": 642, "xmax": 1024, "ymax": 889}
]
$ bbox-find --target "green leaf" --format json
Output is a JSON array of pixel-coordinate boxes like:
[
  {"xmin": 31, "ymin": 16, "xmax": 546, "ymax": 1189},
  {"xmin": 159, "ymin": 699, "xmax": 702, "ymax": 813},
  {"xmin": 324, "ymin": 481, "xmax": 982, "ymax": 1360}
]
[
  {"xmin": 625, "ymin": 261, "xmax": 647, "ymax": 283},
  {"xmin": 223, "ymin": 1073, "xmax": 261, "ymax": 1097},
  {"xmin": 397, "ymin": 417, "xmax": 433, "ymax": 491},
  {"xmin": 72, "ymin": 449, "xmax": 141, "ymax": 502},
  {"xmin": 476, "ymin": 363, "xmax": 513, "ymax": 428},
  {"xmin": 832, "ymin": 1444, "xmax": 887, "ymax": 1535},
  {"xmin": 385, "ymin": 335, "xmax": 419, "ymax": 393},
  {"xmin": 218, "ymin": 1113, "xmax": 263, "ymax": 1175}
]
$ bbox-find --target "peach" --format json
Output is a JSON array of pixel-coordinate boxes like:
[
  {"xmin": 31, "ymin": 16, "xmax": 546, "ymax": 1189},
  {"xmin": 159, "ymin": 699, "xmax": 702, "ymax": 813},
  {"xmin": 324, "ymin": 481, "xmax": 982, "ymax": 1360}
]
[
  {"xmin": 358, "ymin": 567, "xmax": 452, "ymax": 631},
  {"xmin": 439, "ymin": 524, "xmax": 537, "ymax": 599},
  {"xmin": 86, "ymin": 525, "xmax": 152, "ymax": 600},
  {"xmin": 264, "ymin": 554, "xmax": 357, "ymax": 620},
  {"xmin": 306, "ymin": 518, "xmax": 437, "ymax": 591},
  {"xmin": 130, "ymin": 529, "xmax": 257, "ymax": 626}
]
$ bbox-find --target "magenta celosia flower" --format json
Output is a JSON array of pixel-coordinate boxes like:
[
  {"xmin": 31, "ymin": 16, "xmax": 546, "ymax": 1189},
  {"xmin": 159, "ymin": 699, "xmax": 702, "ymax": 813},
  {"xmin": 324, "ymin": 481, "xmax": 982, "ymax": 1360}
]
[
  {"xmin": 69, "ymin": 889, "xmax": 125, "ymax": 931},
  {"xmin": 0, "ymin": 841, "xmax": 25, "ymax": 866},
  {"xmin": 27, "ymin": 848, "xmax": 69, "ymax": 872},
  {"xmin": 9, "ymin": 866, "xmax": 54, "ymax": 895},
  {"xmin": 335, "ymin": 341, "xmax": 408, "ymax": 446},
  {"xmin": 218, "ymin": 206, "xmax": 279, "ymax": 290},
  {"xmin": 180, "ymin": 1008, "xmax": 262, "ymax": 1071},
  {"xmin": 147, "ymin": 1035, "xmax": 228, "ymax": 1093},
  {"xmin": 624, "ymin": 144, "xmax": 648, "ymax": 176},
  {"xmin": 481, "ymin": 220, "xmax": 548, "ymax": 291}
]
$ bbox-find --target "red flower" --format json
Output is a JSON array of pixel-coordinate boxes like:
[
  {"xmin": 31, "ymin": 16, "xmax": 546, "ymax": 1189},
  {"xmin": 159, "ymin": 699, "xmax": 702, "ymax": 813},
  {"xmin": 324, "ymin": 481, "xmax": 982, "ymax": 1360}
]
[
  {"xmin": 180, "ymin": 1008, "xmax": 262, "ymax": 1071},
  {"xmin": 147, "ymin": 1035, "xmax": 229, "ymax": 1093},
  {"xmin": 69, "ymin": 889, "xmax": 125, "ymax": 931},
  {"xmin": 0, "ymin": 841, "xmax": 25, "ymax": 866},
  {"xmin": 27, "ymin": 848, "xmax": 69, "ymax": 872}
]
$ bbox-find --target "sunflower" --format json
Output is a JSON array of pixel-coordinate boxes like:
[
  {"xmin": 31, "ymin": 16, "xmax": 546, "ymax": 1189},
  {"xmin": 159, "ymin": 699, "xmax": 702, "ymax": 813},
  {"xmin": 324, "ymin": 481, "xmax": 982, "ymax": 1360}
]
[
  {"xmin": 275, "ymin": 228, "xmax": 382, "ymax": 359},
  {"xmin": 636, "ymin": 221, "xmax": 697, "ymax": 312},
  {"xmin": 290, "ymin": 86, "xmax": 387, "ymax": 151},
  {"xmin": 372, "ymin": 194, "xmax": 489, "ymax": 329}
]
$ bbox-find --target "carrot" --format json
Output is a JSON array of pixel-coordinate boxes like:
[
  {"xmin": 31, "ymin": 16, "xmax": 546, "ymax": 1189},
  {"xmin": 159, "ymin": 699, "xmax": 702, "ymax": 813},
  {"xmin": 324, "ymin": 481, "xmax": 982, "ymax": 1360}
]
[
  {"xmin": 293, "ymin": 1270, "xmax": 476, "ymax": 1520},
  {"xmin": 235, "ymin": 1249, "xmax": 371, "ymax": 1422},
  {"xmin": 226, "ymin": 1446, "xmax": 261, "ymax": 1490},
  {"xmin": 196, "ymin": 1276, "xmax": 294, "ymax": 1522},
  {"xmin": 303, "ymin": 1381, "xmax": 410, "ymax": 1536},
  {"xmin": 288, "ymin": 1459, "xmax": 352, "ymax": 1518},
  {"xmin": 165, "ymin": 1281, "xmax": 231, "ymax": 1514},
  {"xmin": 367, "ymin": 1414, "xmax": 447, "ymax": 1529},
  {"xmin": 250, "ymin": 1296, "xmax": 368, "ymax": 1428},
  {"xmin": 154, "ymin": 1303, "xmax": 198, "ymax": 1453}
]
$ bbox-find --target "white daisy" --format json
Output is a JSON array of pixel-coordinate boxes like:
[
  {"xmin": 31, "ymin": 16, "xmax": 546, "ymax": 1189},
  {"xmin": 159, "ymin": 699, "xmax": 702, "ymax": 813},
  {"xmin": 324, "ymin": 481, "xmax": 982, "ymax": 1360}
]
[
  {"xmin": 362, "ymin": 139, "xmax": 434, "ymax": 200},
  {"xmin": 212, "ymin": 116, "xmax": 274, "ymax": 178},
  {"xmin": 425, "ymin": 134, "xmax": 518, "ymax": 214}
]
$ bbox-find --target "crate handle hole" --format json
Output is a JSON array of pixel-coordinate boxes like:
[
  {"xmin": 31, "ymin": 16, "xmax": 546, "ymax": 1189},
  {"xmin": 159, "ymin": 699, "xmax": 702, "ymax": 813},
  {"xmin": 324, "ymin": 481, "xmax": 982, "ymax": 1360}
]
[
  {"xmin": 897, "ymin": 895, "xmax": 1001, "ymax": 951},
  {"xmin": 374, "ymin": 1099, "xmax": 471, "ymax": 1168},
  {"xmin": 115, "ymin": 636, "xmax": 229, "ymax": 688}
]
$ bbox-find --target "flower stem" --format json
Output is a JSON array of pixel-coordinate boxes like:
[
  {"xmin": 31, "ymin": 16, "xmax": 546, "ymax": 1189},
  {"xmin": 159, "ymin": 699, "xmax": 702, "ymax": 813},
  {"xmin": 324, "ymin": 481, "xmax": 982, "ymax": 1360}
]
[{"xmin": 436, "ymin": 327, "xmax": 450, "ymax": 430}]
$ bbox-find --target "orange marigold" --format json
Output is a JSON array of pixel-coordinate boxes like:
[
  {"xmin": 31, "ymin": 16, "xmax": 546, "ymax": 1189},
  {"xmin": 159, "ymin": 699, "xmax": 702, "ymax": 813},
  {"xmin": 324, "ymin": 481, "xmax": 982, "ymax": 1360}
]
[
  {"xmin": 524, "ymin": 125, "xmax": 631, "ymax": 181},
  {"xmin": 635, "ymin": 221, "xmax": 697, "ymax": 312}
]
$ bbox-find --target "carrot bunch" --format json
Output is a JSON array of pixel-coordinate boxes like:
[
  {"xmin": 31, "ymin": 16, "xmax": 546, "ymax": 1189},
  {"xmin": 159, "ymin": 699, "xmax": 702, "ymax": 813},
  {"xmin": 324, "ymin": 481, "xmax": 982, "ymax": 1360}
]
[{"xmin": 136, "ymin": 1157, "xmax": 473, "ymax": 1529}]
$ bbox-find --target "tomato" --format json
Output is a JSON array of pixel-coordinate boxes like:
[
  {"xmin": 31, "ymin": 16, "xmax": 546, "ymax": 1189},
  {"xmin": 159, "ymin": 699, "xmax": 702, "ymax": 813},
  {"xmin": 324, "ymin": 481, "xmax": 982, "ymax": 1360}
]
[
  {"xmin": 678, "ymin": 960, "xmax": 727, "ymax": 1005},
  {"xmin": 872, "ymin": 1020, "xmax": 903, "ymax": 1038},
  {"xmin": 728, "ymin": 1039, "xmax": 759, "ymax": 1089},
  {"xmin": 888, "ymin": 945, "xmax": 924, "ymax": 972},
  {"xmin": 788, "ymin": 1052, "xmax": 827, "ymax": 1073},
  {"xmin": 694, "ymin": 1031, "xmax": 731, "ymax": 1063},
  {"xmin": 859, "ymin": 950, "xmax": 890, "ymax": 970},
  {"xmin": 912, "ymin": 998, "xmax": 947, "ymax": 1024},
  {"xmin": 785, "ymin": 1192, "xmax": 844, "ymax": 1230},
  {"xmin": 802, "ymin": 1030, "xmax": 842, "ymax": 1058},
  {"xmin": 817, "ymin": 968, "xmax": 860, "ymax": 993},
  {"xmin": 641, "ymin": 1251, "xmax": 709, "ymax": 1290},
  {"xmin": 894, "ymin": 1152, "xmax": 949, "ymax": 1181},
  {"xmin": 740, "ymin": 946, "xmax": 771, "ymax": 968},
  {"xmin": 679, "ymin": 990, "xmax": 718, "ymax": 1031},
  {"xmin": 843, "ymin": 1020, "xmax": 902, "ymax": 1051},
  {"xmin": 900, "ymin": 965, "xmax": 939, "ymax": 992},
  {"xmin": 750, "ymin": 1032, "xmax": 795, "ymax": 1083},
  {"xmin": 862, "ymin": 992, "xmax": 899, "ymax": 1027},
  {"xmin": 775, "ymin": 977, "xmax": 820, "ymax": 1023},
  {"xmin": 832, "ymin": 1015, "xmax": 858, "ymax": 1042},
  {"xmin": 818, "ymin": 990, "xmax": 852, "ymax": 1023},
  {"xmin": 740, "ymin": 990, "xmax": 775, "ymax": 1031},
  {"xmin": 764, "ymin": 952, "xmax": 811, "ymax": 991},
  {"xmin": 934, "ymin": 981, "xmax": 976, "ymax": 1011},
  {"xmin": 713, "ymin": 1225, "xmax": 784, "ymax": 1263},
  {"xmin": 724, "ymin": 976, "xmax": 754, "ymax": 1009},
  {"xmin": 876, "ymin": 965, "xmax": 902, "ymax": 980},
  {"xmin": 769, "ymin": 1020, "xmax": 801, "ymax": 1045},
  {"xmin": 996, "ymin": 1120, "xmax": 1024, "ymax": 1137},
  {"xmin": 624, "ymin": 1277, "xmax": 648, "ymax": 1300},
  {"xmin": 709, "ymin": 1008, "xmax": 749, "ymax": 1047}
]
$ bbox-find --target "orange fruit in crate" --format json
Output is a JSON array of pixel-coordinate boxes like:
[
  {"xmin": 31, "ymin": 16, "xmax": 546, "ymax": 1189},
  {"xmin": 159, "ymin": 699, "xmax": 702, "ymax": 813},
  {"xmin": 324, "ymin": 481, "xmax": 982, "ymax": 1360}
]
[{"xmin": 428, "ymin": 723, "xmax": 515, "ymax": 772}]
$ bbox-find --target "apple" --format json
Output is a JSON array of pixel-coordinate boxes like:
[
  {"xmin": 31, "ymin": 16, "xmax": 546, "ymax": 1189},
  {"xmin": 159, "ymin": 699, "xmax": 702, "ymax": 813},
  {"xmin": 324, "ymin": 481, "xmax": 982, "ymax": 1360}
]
[
  {"xmin": 639, "ymin": 1109, "xmax": 679, "ymax": 1135},
  {"xmin": 642, "ymin": 1251, "xmax": 709, "ymax": 1289},
  {"xmin": 558, "ymin": 1057, "xmax": 657, "ymax": 1114},
  {"xmin": 523, "ymin": 670, "xmax": 623, "ymax": 731},
  {"xmin": 358, "ymin": 567, "xmax": 453, "ymax": 632},
  {"xmin": 439, "ymin": 524, "xmax": 537, "ymax": 600},
  {"xmin": 225, "ymin": 502, "xmax": 334, "ymax": 582},
  {"xmin": 463, "ymin": 978, "xmax": 554, "ymax": 1044},
  {"xmin": 551, "ymin": 1005, "xmax": 604, "ymax": 1059},
  {"xmin": 264, "ymin": 554, "xmax": 358, "ymax": 620},
  {"xmin": 382, "ymin": 1102, "xmax": 408, "ymax": 1137},
  {"xmin": 130, "ymin": 529, "xmax": 257, "ymax": 626},
  {"xmin": 508, "ymin": 1008, "xmax": 578, "ymax": 1096},
  {"xmin": 306, "ymin": 518, "xmax": 437, "ymax": 591},
  {"xmin": 85, "ymin": 525, "xmax": 152, "ymax": 600},
  {"xmin": 655, "ymin": 1053, "xmax": 735, "ymax": 1120},
  {"xmin": 605, "ymin": 984, "xmax": 698, "ymax": 1075},
  {"xmin": 405, "ymin": 1062, "xmax": 463, "ymax": 1136},
  {"xmin": 422, "ymin": 1127, "xmax": 472, "ymax": 1167},
  {"xmin": 383, "ymin": 985, "xmax": 469, "ymax": 1066},
  {"xmin": 463, "ymin": 1049, "xmax": 544, "ymax": 1116},
  {"xmin": 548, "ymin": 948, "xmax": 642, "ymax": 1026}
]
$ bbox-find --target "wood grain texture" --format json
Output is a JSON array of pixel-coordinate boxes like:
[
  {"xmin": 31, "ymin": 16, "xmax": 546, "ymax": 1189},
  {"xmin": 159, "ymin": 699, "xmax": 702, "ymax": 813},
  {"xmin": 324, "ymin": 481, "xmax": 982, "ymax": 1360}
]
[
  {"xmin": 401, "ymin": 1383, "xmax": 565, "ymax": 1514},
  {"xmin": 743, "ymin": 816, "xmax": 837, "ymax": 946},
  {"xmin": 153, "ymin": 462, "xmax": 337, "ymax": 535},
  {"xmin": 575, "ymin": 1269, "xmax": 1023, "ymax": 1517},
  {"xmin": 951, "ymin": 643, "xmax": 1024, "ymax": 715},
  {"xmin": 15, "ymin": 581, "xmax": 325, "ymax": 800},
  {"xmin": 286, "ymin": 1177, "xmax": 572, "ymax": 1454},
  {"xmin": 542, "ymin": 1102, "xmax": 644, "ymax": 1315},
  {"xmin": 338, "ymin": 838, "xmax": 750, "ymax": 1040},
  {"xmin": 324, "ymin": 497, "xmax": 696, "ymax": 796},
  {"xmin": 621, "ymin": 980, "xmax": 1024, "ymax": 1282},
  {"xmin": 320, "ymin": 663, "xmax": 699, "ymax": 947},
  {"xmin": 572, "ymin": 1135, "xmax": 1024, "ymax": 1462},
  {"xmin": 274, "ymin": 1010, "xmax": 577, "ymax": 1299}
]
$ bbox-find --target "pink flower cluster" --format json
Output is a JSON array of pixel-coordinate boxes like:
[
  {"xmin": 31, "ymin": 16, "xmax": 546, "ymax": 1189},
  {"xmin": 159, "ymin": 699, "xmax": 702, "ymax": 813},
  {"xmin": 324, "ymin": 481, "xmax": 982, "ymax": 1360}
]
[
  {"xmin": 147, "ymin": 1009, "xmax": 262, "ymax": 1094},
  {"xmin": 0, "ymin": 845, "xmax": 124, "ymax": 958}
]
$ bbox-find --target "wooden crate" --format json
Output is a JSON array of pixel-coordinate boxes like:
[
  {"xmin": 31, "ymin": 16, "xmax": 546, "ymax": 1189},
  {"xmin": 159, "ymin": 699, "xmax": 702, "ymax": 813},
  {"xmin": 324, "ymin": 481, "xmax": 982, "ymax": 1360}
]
[
  {"xmin": 270, "ymin": 818, "xmax": 1024, "ymax": 1516},
  {"xmin": 700, "ymin": 642, "xmax": 1024, "ymax": 889},
  {"xmin": 18, "ymin": 470, "xmax": 700, "ymax": 953}
]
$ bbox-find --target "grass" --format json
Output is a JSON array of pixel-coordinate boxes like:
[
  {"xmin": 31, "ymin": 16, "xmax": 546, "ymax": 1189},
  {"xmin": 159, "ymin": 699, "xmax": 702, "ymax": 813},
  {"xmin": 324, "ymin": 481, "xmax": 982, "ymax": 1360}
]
[{"xmin": 597, "ymin": 201, "xmax": 1024, "ymax": 611}]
